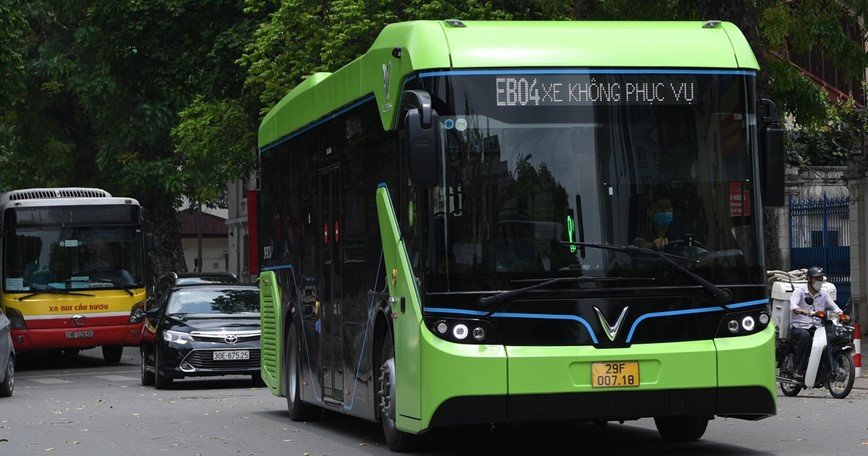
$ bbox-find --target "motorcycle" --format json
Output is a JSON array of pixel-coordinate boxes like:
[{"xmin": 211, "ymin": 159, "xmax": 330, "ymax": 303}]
[{"xmin": 775, "ymin": 296, "xmax": 856, "ymax": 399}]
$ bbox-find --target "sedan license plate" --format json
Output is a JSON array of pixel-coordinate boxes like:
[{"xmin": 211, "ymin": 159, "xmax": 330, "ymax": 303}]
[
  {"xmin": 213, "ymin": 350, "xmax": 249, "ymax": 361},
  {"xmin": 65, "ymin": 330, "xmax": 93, "ymax": 339},
  {"xmin": 592, "ymin": 361, "xmax": 640, "ymax": 388}
]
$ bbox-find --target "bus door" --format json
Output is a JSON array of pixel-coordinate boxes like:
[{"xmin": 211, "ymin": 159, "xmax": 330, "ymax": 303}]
[{"xmin": 318, "ymin": 166, "xmax": 344, "ymax": 403}]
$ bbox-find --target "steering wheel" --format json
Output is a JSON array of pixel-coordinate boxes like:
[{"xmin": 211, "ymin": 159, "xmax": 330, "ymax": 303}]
[{"xmin": 664, "ymin": 239, "xmax": 707, "ymax": 257}]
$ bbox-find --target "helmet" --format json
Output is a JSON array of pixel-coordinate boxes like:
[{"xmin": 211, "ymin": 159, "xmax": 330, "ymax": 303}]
[{"xmin": 807, "ymin": 266, "xmax": 825, "ymax": 278}]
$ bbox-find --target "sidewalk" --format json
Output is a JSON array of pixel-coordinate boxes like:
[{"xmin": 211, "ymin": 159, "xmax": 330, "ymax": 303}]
[{"xmin": 855, "ymin": 373, "xmax": 868, "ymax": 390}]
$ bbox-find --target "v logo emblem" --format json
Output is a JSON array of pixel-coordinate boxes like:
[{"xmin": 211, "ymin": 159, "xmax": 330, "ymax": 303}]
[{"xmin": 593, "ymin": 306, "xmax": 629, "ymax": 342}]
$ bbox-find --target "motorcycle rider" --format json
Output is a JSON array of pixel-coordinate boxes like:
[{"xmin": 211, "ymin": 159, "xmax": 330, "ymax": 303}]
[{"xmin": 789, "ymin": 266, "xmax": 842, "ymax": 381}]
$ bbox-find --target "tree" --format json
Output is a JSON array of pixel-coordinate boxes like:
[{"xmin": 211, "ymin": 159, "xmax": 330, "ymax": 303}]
[{"xmin": 0, "ymin": 0, "xmax": 258, "ymax": 282}]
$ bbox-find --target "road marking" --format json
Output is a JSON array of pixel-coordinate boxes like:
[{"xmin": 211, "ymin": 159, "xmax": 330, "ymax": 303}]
[
  {"xmin": 96, "ymin": 375, "xmax": 138, "ymax": 382},
  {"xmin": 29, "ymin": 378, "xmax": 72, "ymax": 384}
]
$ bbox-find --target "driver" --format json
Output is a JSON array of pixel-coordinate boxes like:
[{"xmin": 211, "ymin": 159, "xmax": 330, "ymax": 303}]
[
  {"xmin": 632, "ymin": 197, "xmax": 691, "ymax": 251},
  {"xmin": 789, "ymin": 266, "xmax": 842, "ymax": 381}
]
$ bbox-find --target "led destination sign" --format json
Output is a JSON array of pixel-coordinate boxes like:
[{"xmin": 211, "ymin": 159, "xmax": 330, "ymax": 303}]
[{"xmin": 495, "ymin": 75, "xmax": 700, "ymax": 107}]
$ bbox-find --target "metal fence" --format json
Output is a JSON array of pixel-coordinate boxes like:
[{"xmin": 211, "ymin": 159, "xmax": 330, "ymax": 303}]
[{"xmin": 789, "ymin": 193, "xmax": 851, "ymax": 307}]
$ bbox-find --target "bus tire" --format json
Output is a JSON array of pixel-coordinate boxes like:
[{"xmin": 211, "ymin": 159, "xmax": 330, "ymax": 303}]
[
  {"xmin": 286, "ymin": 321, "xmax": 318, "ymax": 421},
  {"xmin": 102, "ymin": 345, "xmax": 123, "ymax": 364},
  {"xmin": 140, "ymin": 346, "xmax": 155, "ymax": 386},
  {"xmin": 654, "ymin": 416, "xmax": 709, "ymax": 441},
  {"xmin": 378, "ymin": 327, "xmax": 419, "ymax": 452}
]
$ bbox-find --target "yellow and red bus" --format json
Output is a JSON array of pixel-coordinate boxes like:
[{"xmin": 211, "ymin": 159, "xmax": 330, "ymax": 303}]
[{"xmin": 0, "ymin": 188, "xmax": 146, "ymax": 363}]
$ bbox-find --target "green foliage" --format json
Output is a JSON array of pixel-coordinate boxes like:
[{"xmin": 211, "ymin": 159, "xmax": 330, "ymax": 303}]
[
  {"xmin": 171, "ymin": 96, "xmax": 257, "ymax": 208},
  {"xmin": 0, "ymin": 0, "xmax": 27, "ymax": 110},
  {"xmin": 786, "ymin": 95, "xmax": 867, "ymax": 167}
]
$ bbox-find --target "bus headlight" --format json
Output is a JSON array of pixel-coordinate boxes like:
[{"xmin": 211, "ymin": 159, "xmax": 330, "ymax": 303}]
[
  {"xmin": 718, "ymin": 309, "xmax": 770, "ymax": 337},
  {"xmin": 6, "ymin": 307, "xmax": 27, "ymax": 330},
  {"xmin": 727, "ymin": 320, "xmax": 740, "ymax": 333},
  {"xmin": 425, "ymin": 317, "xmax": 500, "ymax": 344}
]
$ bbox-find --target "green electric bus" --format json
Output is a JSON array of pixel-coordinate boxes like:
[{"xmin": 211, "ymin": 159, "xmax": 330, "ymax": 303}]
[{"xmin": 257, "ymin": 20, "xmax": 784, "ymax": 451}]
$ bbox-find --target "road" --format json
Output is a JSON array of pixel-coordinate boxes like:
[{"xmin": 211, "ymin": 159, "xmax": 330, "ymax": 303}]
[{"xmin": 1, "ymin": 347, "xmax": 866, "ymax": 456}]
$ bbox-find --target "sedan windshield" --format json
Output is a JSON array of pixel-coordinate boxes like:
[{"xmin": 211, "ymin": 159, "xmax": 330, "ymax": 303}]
[{"xmin": 167, "ymin": 289, "xmax": 260, "ymax": 315}]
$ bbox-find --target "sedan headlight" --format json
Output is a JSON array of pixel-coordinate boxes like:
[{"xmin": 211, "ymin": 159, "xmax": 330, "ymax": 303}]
[{"xmin": 162, "ymin": 330, "xmax": 193, "ymax": 345}]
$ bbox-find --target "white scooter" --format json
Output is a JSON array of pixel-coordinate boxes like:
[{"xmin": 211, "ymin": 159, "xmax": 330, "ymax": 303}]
[{"xmin": 775, "ymin": 297, "xmax": 856, "ymax": 399}]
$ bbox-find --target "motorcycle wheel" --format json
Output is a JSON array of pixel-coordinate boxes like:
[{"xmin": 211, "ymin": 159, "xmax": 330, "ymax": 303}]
[
  {"xmin": 827, "ymin": 351, "xmax": 855, "ymax": 399},
  {"xmin": 779, "ymin": 353, "xmax": 801, "ymax": 397}
]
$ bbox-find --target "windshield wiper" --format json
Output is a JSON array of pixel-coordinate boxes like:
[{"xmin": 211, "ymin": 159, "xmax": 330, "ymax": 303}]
[
  {"xmin": 19, "ymin": 289, "xmax": 95, "ymax": 300},
  {"xmin": 478, "ymin": 276, "xmax": 640, "ymax": 311},
  {"xmin": 562, "ymin": 241, "xmax": 732, "ymax": 304}
]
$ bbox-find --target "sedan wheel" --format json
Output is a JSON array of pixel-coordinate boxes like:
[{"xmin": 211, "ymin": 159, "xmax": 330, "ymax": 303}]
[{"xmin": 0, "ymin": 355, "xmax": 14, "ymax": 397}]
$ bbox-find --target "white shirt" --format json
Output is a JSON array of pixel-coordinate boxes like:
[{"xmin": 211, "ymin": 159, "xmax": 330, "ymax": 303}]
[{"xmin": 789, "ymin": 282, "xmax": 842, "ymax": 330}]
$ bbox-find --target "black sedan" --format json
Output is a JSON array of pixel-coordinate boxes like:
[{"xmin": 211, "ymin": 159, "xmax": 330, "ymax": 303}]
[
  {"xmin": 0, "ymin": 309, "xmax": 14, "ymax": 397},
  {"xmin": 140, "ymin": 284, "xmax": 260, "ymax": 389}
]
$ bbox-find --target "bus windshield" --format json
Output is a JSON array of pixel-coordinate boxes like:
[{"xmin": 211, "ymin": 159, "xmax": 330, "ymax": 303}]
[
  {"xmin": 420, "ymin": 70, "xmax": 760, "ymax": 292},
  {"xmin": 3, "ymin": 208, "xmax": 145, "ymax": 292}
]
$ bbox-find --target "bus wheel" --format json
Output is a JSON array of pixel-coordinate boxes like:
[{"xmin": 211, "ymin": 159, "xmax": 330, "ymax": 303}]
[
  {"xmin": 102, "ymin": 345, "xmax": 123, "ymax": 364},
  {"xmin": 654, "ymin": 416, "xmax": 709, "ymax": 441},
  {"xmin": 140, "ymin": 346, "xmax": 155, "ymax": 386},
  {"xmin": 285, "ymin": 322, "xmax": 318, "ymax": 421},
  {"xmin": 378, "ymin": 328, "xmax": 419, "ymax": 452}
]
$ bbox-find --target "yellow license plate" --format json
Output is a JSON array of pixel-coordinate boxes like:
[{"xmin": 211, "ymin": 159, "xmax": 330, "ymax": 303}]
[{"xmin": 591, "ymin": 361, "xmax": 640, "ymax": 388}]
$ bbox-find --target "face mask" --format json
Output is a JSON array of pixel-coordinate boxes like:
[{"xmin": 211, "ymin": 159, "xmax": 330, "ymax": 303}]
[{"xmin": 653, "ymin": 211, "xmax": 673, "ymax": 226}]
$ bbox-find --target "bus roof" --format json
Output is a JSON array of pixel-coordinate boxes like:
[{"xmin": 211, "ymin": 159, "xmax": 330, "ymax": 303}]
[
  {"xmin": 0, "ymin": 187, "xmax": 140, "ymax": 209},
  {"xmin": 259, "ymin": 20, "xmax": 759, "ymax": 149}
]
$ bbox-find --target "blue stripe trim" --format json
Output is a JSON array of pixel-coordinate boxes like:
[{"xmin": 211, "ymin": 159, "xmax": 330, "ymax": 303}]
[
  {"xmin": 260, "ymin": 94, "xmax": 376, "ymax": 154},
  {"xmin": 425, "ymin": 298, "xmax": 767, "ymax": 346},
  {"xmin": 492, "ymin": 311, "xmax": 599, "ymax": 344},
  {"xmin": 418, "ymin": 68, "xmax": 756, "ymax": 78},
  {"xmin": 625, "ymin": 306, "xmax": 721, "ymax": 343},
  {"xmin": 725, "ymin": 299, "xmax": 768, "ymax": 309}
]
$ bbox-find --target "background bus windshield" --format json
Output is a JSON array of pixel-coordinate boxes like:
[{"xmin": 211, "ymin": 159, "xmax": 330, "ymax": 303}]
[
  {"xmin": 420, "ymin": 71, "xmax": 761, "ymax": 292},
  {"xmin": 3, "ymin": 207, "xmax": 145, "ymax": 291}
]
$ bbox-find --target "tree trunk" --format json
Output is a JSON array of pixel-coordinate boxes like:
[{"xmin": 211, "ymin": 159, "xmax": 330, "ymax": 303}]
[{"xmin": 140, "ymin": 191, "xmax": 187, "ymax": 286}]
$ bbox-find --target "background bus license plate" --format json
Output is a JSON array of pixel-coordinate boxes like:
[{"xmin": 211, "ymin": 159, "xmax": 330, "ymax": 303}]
[
  {"xmin": 592, "ymin": 361, "xmax": 639, "ymax": 387},
  {"xmin": 65, "ymin": 330, "xmax": 93, "ymax": 339},
  {"xmin": 213, "ymin": 350, "xmax": 249, "ymax": 361}
]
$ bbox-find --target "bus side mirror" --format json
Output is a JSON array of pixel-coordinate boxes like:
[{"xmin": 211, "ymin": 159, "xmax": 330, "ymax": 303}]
[
  {"xmin": 758, "ymin": 98, "xmax": 785, "ymax": 207},
  {"xmin": 401, "ymin": 90, "xmax": 440, "ymax": 187}
]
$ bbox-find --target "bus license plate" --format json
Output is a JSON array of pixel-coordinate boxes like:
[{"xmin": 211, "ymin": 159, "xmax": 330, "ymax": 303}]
[
  {"xmin": 213, "ymin": 350, "xmax": 249, "ymax": 361},
  {"xmin": 65, "ymin": 330, "xmax": 93, "ymax": 339},
  {"xmin": 592, "ymin": 361, "xmax": 640, "ymax": 388}
]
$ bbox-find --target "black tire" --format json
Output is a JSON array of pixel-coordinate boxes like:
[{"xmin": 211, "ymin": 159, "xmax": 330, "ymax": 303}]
[
  {"xmin": 154, "ymin": 349, "xmax": 173, "ymax": 389},
  {"xmin": 378, "ymin": 326, "xmax": 420, "ymax": 452},
  {"xmin": 654, "ymin": 416, "xmax": 709, "ymax": 441},
  {"xmin": 102, "ymin": 345, "xmax": 123, "ymax": 364},
  {"xmin": 140, "ymin": 346, "xmax": 155, "ymax": 386},
  {"xmin": 780, "ymin": 353, "xmax": 802, "ymax": 397},
  {"xmin": 285, "ymin": 322, "xmax": 318, "ymax": 421},
  {"xmin": 0, "ymin": 354, "xmax": 14, "ymax": 398},
  {"xmin": 827, "ymin": 351, "xmax": 855, "ymax": 399}
]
